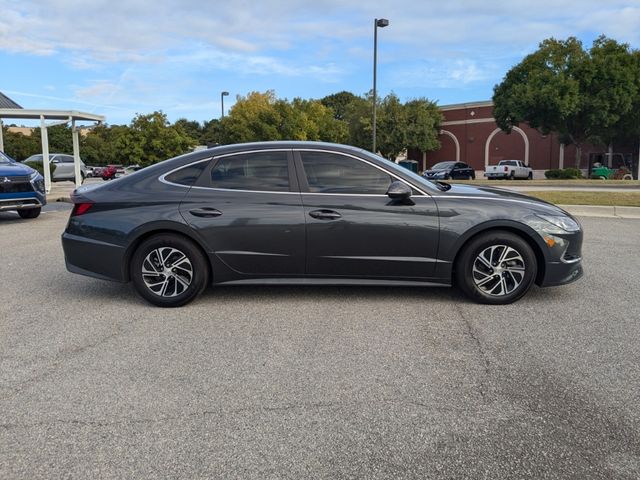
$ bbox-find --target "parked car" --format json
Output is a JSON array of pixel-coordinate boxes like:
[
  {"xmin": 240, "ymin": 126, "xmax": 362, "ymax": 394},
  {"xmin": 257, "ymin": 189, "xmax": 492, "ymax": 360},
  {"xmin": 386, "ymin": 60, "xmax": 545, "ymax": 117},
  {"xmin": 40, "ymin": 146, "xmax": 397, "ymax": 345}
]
[
  {"xmin": 100, "ymin": 165, "xmax": 119, "ymax": 180},
  {"xmin": 24, "ymin": 153, "xmax": 87, "ymax": 182},
  {"xmin": 62, "ymin": 141, "xmax": 583, "ymax": 307},
  {"xmin": 0, "ymin": 150, "xmax": 46, "ymax": 218},
  {"xmin": 422, "ymin": 161, "xmax": 475, "ymax": 180},
  {"xmin": 485, "ymin": 160, "xmax": 533, "ymax": 179},
  {"xmin": 86, "ymin": 166, "xmax": 101, "ymax": 178}
]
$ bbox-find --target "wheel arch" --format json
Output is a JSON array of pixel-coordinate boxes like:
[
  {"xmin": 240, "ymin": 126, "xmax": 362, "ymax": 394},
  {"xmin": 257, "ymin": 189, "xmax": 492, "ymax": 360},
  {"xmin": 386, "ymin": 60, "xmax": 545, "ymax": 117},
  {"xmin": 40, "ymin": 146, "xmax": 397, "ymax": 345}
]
[
  {"xmin": 122, "ymin": 224, "xmax": 211, "ymax": 282},
  {"xmin": 450, "ymin": 222, "xmax": 547, "ymax": 286}
]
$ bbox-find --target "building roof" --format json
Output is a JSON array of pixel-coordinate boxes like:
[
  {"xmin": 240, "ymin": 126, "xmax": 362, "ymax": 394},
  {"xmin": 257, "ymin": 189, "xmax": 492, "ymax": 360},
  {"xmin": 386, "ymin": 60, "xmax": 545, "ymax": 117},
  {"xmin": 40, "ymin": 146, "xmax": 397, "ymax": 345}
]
[
  {"xmin": 0, "ymin": 91, "xmax": 22, "ymax": 109},
  {"xmin": 0, "ymin": 109, "xmax": 104, "ymax": 122},
  {"xmin": 438, "ymin": 100, "xmax": 493, "ymax": 111}
]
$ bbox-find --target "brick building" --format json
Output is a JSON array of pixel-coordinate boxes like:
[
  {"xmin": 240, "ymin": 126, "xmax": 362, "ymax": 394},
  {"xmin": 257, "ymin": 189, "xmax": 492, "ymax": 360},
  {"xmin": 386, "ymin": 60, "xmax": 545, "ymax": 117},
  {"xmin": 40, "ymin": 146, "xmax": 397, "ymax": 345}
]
[{"xmin": 408, "ymin": 101, "xmax": 639, "ymax": 178}]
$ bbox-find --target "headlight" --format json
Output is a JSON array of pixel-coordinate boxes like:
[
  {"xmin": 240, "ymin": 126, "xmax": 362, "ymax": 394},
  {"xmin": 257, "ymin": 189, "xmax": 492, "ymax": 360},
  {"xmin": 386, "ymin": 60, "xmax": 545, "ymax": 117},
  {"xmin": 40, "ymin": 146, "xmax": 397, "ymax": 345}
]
[
  {"xmin": 536, "ymin": 214, "xmax": 581, "ymax": 233},
  {"xmin": 29, "ymin": 171, "xmax": 39, "ymax": 180}
]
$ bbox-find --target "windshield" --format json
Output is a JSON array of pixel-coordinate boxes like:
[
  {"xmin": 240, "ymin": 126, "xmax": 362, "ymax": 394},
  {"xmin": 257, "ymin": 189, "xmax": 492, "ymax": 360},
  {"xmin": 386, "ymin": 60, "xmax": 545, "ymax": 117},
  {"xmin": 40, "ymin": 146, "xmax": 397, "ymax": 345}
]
[
  {"xmin": 431, "ymin": 161, "xmax": 455, "ymax": 170},
  {"xmin": 0, "ymin": 151, "xmax": 16, "ymax": 164},
  {"xmin": 499, "ymin": 160, "xmax": 518, "ymax": 166}
]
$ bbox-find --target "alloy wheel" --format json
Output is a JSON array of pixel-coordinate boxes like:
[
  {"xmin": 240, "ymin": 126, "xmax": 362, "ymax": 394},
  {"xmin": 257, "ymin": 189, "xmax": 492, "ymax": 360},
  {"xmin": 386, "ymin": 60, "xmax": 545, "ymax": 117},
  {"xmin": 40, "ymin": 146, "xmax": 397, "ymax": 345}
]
[
  {"xmin": 472, "ymin": 245, "xmax": 525, "ymax": 296},
  {"xmin": 142, "ymin": 247, "xmax": 193, "ymax": 297}
]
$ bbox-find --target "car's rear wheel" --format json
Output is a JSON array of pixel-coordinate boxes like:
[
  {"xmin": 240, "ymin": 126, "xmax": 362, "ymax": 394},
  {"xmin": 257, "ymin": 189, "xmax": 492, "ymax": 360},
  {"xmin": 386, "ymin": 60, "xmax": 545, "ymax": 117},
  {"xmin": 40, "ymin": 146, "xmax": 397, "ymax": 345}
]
[
  {"xmin": 509, "ymin": 171, "xmax": 515, "ymax": 180},
  {"xmin": 18, "ymin": 207, "xmax": 41, "ymax": 219},
  {"xmin": 131, "ymin": 234, "xmax": 209, "ymax": 307},
  {"xmin": 455, "ymin": 231, "xmax": 537, "ymax": 305}
]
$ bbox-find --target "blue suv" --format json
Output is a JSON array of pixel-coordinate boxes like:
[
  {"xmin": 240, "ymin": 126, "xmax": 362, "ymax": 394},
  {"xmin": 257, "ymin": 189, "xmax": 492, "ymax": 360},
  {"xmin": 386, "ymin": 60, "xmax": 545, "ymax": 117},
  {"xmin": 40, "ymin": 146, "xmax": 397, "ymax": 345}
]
[{"xmin": 0, "ymin": 151, "xmax": 46, "ymax": 219}]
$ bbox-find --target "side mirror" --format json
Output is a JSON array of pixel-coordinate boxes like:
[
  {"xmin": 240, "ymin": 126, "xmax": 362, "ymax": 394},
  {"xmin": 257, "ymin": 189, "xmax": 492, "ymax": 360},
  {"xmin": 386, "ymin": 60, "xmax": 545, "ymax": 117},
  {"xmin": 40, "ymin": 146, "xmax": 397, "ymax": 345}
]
[{"xmin": 386, "ymin": 181, "xmax": 412, "ymax": 200}]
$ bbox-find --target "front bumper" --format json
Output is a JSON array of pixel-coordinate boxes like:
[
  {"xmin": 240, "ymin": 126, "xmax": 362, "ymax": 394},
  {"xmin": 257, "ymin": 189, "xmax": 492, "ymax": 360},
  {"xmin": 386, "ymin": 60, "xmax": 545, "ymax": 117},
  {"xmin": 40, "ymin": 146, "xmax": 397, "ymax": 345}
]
[
  {"xmin": 538, "ymin": 228, "xmax": 584, "ymax": 287},
  {"xmin": 540, "ymin": 259, "xmax": 583, "ymax": 287},
  {"xmin": 485, "ymin": 173, "xmax": 508, "ymax": 179},
  {"xmin": 0, "ymin": 192, "xmax": 45, "ymax": 211}
]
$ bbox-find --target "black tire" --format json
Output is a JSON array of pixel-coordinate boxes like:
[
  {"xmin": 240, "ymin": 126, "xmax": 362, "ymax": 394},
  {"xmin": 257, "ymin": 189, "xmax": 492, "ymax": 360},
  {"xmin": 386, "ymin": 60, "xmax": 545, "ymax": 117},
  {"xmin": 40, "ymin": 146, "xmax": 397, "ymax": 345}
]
[
  {"xmin": 455, "ymin": 231, "xmax": 537, "ymax": 305},
  {"xmin": 470, "ymin": 173, "xmax": 476, "ymax": 180},
  {"xmin": 509, "ymin": 171, "xmax": 515, "ymax": 180},
  {"xmin": 131, "ymin": 234, "xmax": 209, "ymax": 307},
  {"xmin": 18, "ymin": 207, "xmax": 41, "ymax": 219},
  {"xmin": 527, "ymin": 172, "xmax": 533, "ymax": 180}
]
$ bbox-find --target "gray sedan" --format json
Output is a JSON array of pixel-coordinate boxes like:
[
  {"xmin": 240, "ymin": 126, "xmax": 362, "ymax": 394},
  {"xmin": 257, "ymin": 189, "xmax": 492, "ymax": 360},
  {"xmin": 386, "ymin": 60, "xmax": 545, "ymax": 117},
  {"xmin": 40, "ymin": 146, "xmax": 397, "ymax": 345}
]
[{"xmin": 62, "ymin": 141, "xmax": 584, "ymax": 307}]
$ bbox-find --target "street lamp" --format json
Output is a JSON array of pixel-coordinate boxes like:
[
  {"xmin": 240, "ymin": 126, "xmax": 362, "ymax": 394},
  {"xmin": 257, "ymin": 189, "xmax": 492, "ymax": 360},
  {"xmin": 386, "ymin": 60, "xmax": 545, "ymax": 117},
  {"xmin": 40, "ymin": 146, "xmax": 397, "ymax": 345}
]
[
  {"xmin": 221, "ymin": 91, "xmax": 229, "ymax": 118},
  {"xmin": 372, "ymin": 18, "xmax": 389, "ymax": 154}
]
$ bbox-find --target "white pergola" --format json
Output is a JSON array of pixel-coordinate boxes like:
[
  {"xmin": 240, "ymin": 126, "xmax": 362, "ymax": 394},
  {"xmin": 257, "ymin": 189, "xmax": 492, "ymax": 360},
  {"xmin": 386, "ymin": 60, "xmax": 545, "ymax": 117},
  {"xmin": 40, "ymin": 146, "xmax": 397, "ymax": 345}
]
[{"xmin": 0, "ymin": 109, "xmax": 105, "ymax": 193}]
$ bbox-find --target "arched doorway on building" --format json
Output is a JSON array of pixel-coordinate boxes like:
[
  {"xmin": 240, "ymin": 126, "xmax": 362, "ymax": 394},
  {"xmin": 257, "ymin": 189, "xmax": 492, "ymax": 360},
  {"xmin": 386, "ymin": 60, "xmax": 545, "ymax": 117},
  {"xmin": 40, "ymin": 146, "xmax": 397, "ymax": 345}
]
[{"xmin": 484, "ymin": 126, "xmax": 529, "ymax": 168}]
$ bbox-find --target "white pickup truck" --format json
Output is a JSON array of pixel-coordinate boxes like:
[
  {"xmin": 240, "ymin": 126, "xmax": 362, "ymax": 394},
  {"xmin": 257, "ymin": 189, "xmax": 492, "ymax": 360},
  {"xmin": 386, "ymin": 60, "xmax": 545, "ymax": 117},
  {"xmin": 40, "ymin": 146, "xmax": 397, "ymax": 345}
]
[{"xmin": 484, "ymin": 160, "xmax": 533, "ymax": 179}]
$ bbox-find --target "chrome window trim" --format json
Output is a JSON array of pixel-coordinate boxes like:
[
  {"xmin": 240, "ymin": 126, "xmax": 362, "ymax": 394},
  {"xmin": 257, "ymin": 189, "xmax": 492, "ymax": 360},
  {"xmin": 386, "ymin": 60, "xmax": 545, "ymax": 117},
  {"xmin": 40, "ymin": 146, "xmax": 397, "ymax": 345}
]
[
  {"xmin": 189, "ymin": 185, "xmax": 301, "ymax": 195},
  {"xmin": 296, "ymin": 148, "xmax": 429, "ymax": 196},
  {"xmin": 157, "ymin": 147, "xmax": 430, "ymax": 196},
  {"xmin": 158, "ymin": 158, "xmax": 214, "ymax": 188}
]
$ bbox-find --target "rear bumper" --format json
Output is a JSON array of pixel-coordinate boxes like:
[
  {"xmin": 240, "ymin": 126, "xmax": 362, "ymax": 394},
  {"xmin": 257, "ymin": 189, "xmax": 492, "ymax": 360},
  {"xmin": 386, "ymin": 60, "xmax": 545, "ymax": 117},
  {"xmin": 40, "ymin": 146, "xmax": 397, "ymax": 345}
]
[{"xmin": 62, "ymin": 232, "xmax": 128, "ymax": 282}]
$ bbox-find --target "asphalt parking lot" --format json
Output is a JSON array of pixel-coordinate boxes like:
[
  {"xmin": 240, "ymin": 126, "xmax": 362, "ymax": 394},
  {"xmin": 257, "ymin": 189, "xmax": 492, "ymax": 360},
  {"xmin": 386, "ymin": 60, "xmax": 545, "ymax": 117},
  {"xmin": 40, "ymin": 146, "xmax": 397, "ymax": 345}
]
[{"xmin": 1, "ymin": 206, "xmax": 639, "ymax": 479}]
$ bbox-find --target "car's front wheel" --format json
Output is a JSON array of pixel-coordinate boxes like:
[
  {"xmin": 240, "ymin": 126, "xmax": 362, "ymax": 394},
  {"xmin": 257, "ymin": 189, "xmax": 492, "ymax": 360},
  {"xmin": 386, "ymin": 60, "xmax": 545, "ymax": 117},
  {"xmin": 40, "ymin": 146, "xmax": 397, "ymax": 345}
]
[
  {"xmin": 131, "ymin": 234, "xmax": 209, "ymax": 307},
  {"xmin": 455, "ymin": 231, "xmax": 537, "ymax": 305}
]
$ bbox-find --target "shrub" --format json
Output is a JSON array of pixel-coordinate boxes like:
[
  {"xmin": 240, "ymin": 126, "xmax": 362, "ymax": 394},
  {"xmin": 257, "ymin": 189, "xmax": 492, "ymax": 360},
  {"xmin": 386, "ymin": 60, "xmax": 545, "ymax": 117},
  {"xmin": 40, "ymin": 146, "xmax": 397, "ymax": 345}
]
[
  {"xmin": 27, "ymin": 161, "xmax": 56, "ymax": 177},
  {"xmin": 561, "ymin": 168, "xmax": 583, "ymax": 179},
  {"xmin": 544, "ymin": 168, "xmax": 582, "ymax": 179}
]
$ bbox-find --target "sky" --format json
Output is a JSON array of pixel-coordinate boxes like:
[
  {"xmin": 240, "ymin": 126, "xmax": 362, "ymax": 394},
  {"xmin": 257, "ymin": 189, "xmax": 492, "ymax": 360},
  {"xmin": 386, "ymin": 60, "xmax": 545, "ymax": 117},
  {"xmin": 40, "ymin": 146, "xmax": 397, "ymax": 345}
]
[{"xmin": 1, "ymin": 0, "xmax": 639, "ymax": 126}]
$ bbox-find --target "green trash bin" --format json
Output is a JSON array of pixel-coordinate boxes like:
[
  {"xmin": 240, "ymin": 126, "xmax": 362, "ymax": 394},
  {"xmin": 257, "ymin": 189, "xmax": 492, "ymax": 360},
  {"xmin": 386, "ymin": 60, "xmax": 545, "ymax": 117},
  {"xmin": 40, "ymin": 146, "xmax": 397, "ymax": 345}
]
[{"xmin": 397, "ymin": 160, "xmax": 418, "ymax": 173}]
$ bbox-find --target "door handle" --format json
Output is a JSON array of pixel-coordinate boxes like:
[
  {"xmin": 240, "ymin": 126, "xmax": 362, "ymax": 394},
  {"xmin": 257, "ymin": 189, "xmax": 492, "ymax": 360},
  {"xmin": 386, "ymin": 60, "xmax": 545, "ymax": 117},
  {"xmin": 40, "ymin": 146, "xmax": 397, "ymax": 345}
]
[
  {"xmin": 189, "ymin": 207, "xmax": 222, "ymax": 218},
  {"xmin": 309, "ymin": 209, "xmax": 341, "ymax": 220}
]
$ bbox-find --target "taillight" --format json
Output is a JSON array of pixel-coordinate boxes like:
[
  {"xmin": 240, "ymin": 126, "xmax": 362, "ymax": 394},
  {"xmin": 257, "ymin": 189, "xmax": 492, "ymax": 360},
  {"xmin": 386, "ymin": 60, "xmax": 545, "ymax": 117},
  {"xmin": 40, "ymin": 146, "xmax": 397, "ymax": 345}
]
[
  {"xmin": 72, "ymin": 202, "xmax": 94, "ymax": 216},
  {"xmin": 504, "ymin": 166, "xmax": 508, "ymax": 172}
]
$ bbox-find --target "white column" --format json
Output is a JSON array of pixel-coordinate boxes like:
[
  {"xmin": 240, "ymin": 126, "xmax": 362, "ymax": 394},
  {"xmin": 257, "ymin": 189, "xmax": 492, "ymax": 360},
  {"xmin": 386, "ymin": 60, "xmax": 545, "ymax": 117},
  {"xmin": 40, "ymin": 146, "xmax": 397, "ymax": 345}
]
[
  {"xmin": 559, "ymin": 144, "xmax": 564, "ymax": 169},
  {"xmin": 40, "ymin": 115, "xmax": 51, "ymax": 194},
  {"xmin": 72, "ymin": 119, "xmax": 82, "ymax": 188},
  {"xmin": 0, "ymin": 119, "xmax": 4, "ymax": 152}
]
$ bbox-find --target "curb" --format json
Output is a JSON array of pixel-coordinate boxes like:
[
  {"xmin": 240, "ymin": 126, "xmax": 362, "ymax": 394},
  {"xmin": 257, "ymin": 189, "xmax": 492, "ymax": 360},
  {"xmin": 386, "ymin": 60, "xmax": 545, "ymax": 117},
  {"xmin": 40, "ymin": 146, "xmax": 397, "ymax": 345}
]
[{"xmin": 559, "ymin": 204, "xmax": 640, "ymax": 219}]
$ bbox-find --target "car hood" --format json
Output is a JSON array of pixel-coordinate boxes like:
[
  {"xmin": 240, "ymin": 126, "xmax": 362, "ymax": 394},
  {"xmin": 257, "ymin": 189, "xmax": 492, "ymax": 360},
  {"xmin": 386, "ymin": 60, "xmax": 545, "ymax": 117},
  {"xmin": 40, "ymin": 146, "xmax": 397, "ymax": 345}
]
[
  {"xmin": 438, "ymin": 183, "xmax": 570, "ymax": 215},
  {"xmin": 0, "ymin": 162, "xmax": 36, "ymax": 177},
  {"xmin": 423, "ymin": 168, "xmax": 449, "ymax": 175}
]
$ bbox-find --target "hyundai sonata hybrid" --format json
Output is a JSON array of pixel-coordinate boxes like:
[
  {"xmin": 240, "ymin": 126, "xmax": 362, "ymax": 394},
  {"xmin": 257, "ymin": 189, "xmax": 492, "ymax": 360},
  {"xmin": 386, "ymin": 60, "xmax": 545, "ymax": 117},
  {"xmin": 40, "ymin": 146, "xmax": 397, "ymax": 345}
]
[{"xmin": 62, "ymin": 142, "xmax": 583, "ymax": 307}]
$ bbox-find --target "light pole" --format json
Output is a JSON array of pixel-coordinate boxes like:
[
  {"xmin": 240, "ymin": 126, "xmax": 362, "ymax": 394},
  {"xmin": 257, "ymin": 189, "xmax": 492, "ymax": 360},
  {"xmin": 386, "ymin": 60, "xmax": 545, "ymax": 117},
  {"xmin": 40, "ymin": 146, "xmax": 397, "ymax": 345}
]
[
  {"xmin": 221, "ymin": 91, "xmax": 229, "ymax": 118},
  {"xmin": 372, "ymin": 18, "xmax": 389, "ymax": 154}
]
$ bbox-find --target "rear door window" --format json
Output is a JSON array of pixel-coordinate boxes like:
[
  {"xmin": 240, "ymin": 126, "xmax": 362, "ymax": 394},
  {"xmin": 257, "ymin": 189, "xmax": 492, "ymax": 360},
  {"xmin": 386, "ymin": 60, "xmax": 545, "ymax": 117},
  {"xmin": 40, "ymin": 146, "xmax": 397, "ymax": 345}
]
[{"xmin": 209, "ymin": 151, "xmax": 290, "ymax": 192}]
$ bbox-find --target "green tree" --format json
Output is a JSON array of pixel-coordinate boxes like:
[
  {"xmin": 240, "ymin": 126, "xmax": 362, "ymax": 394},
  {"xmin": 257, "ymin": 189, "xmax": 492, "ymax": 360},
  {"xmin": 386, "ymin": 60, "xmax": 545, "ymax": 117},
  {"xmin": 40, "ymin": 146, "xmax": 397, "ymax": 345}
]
[
  {"xmin": 404, "ymin": 98, "xmax": 443, "ymax": 153},
  {"xmin": 221, "ymin": 91, "xmax": 282, "ymax": 143},
  {"xmin": 493, "ymin": 36, "xmax": 639, "ymax": 167},
  {"xmin": 376, "ymin": 93, "xmax": 407, "ymax": 159},
  {"xmin": 116, "ymin": 111, "xmax": 196, "ymax": 167},
  {"xmin": 321, "ymin": 91, "xmax": 360, "ymax": 121},
  {"xmin": 1, "ymin": 127, "xmax": 40, "ymax": 160},
  {"xmin": 173, "ymin": 118, "xmax": 203, "ymax": 143},
  {"xmin": 342, "ymin": 94, "xmax": 373, "ymax": 150},
  {"xmin": 200, "ymin": 119, "xmax": 223, "ymax": 146}
]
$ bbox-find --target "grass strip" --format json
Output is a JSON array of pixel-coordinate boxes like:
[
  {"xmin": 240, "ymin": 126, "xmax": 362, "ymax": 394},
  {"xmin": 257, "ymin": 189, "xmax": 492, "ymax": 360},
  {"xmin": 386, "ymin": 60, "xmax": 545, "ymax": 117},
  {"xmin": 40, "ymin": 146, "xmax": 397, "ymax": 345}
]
[{"xmin": 522, "ymin": 191, "xmax": 640, "ymax": 207}]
